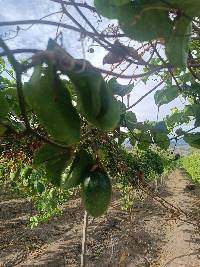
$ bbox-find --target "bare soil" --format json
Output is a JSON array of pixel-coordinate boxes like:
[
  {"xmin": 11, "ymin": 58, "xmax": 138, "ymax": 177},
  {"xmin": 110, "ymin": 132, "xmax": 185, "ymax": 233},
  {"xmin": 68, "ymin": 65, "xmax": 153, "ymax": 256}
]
[{"xmin": 0, "ymin": 169, "xmax": 200, "ymax": 267}]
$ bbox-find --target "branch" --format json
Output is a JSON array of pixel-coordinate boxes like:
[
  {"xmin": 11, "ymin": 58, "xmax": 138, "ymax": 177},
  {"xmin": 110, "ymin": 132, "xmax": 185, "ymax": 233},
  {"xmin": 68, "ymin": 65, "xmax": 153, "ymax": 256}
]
[
  {"xmin": 92, "ymin": 66, "xmax": 157, "ymax": 79},
  {"xmin": 192, "ymin": 22, "xmax": 200, "ymax": 32},
  {"xmin": 126, "ymin": 81, "xmax": 164, "ymax": 110},
  {"xmin": 0, "ymin": 21, "xmax": 176, "ymax": 70},
  {"xmin": 69, "ymin": 0, "xmax": 109, "ymax": 47},
  {"xmin": 50, "ymin": 0, "xmax": 96, "ymax": 12},
  {"xmin": 0, "ymin": 48, "xmax": 42, "ymax": 57},
  {"xmin": 0, "ymin": 20, "xmax": 124, "ymax": 38},
  {"xmin": 22, "ymin": 47, "xmax": 159, "ymax": 80}
]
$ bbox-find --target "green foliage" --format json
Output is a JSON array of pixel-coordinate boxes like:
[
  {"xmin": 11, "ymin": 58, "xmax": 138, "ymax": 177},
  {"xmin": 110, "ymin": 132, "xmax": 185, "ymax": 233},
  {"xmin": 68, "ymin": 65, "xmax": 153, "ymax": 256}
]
[
  {"xmin": 153, "ymin": 132, "xmax": 170, "ymax": 150},
  {"xmin": 33, "ymin": 144, "xmax": 72, "ymax": 186},
  {"xmin": 171, "ymin": 0, "xmax": 200, "ymax": 17},
  {"xmin": 183, "ymin": 132, "xmax": 200, "ymax": 149},
  {"xmin": 94, "ymin": 0, "xmax": 199, "ymax": 67},
  {"xmin": 109, "ymin": 0, "xmax": 130, "ymax": 6},
  {"xmin": 115, "ymin": 146, "xmax": 176, "ymax": 211},
  {"xmin": 184, "ymin": 104, "xmax": 200, "ymax": 127},
  {"xmin": 0, "ymin": 124, "xmax": 7, "ymax": 136},
  {"xmin": 95, "ymin": 1, "xmax": 172, "ymax": 41},
  {"xmin": 0, "ymin": 155, "xmax": 73, "ymax": 227},
  {"xmin": 181, "ymin": 152, "xmax": 200, "ymax": 185},
  {"xmin": 124, "ymin": 111, "xmax": 137, "ymax": 130},
  {"xmin": 154, "ymin": 85, "xmax": 179, "ymax": 107},
  {"xmin": 165, "ymin": 107, "xmax": 191, "ymax": 131},
  {"xmin": 30, "ymin": 187, "xmax": 73, "ymax": 228},
  {"xmin": 165, "ymin": 16, "xmax": 191, "ymax": 67},
  {"xmin": 0, "ymin": 90, "xmax": 9, "ymax": 119},
  {"xmin": 132, "ymin": 147, "xmax": 174, "ymax": 180}
]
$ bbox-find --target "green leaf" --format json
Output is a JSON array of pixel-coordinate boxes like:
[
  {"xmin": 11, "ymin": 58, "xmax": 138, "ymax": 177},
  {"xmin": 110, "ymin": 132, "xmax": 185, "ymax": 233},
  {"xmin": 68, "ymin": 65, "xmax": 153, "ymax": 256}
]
[
  {"xmin": 185, "ymin": 82, "xmax": 200, "ymax": 103},
  {"xmin": 68, "ymin": 69, "xmax": 103, "ymax": 122},
  {"xmin": 117, "ymin": 100, "xmax": 126, "ymax": 114},
  {"xmin": 165, "ymin": 16, "xmax": 192, "ymax": 67},
  {"xmin": 34, "ymin": 144, "xmax": 71, "ymax": 167},
  {"xmin": 0, "ymin": 58, "xmax": 5, "ymax": 72},
  {"xmin": 117, "ymin": 2, "xmax": 172, "ymax": 42},
  {"xmin": 46, "ymin": 156, "xmax": 69, "ymax": 187},
  {"xmin": 129, "ymin": 135, "xmax": 136, "ymax": 147},
  {"xmin": 36, "ymin": 182, "xmax": 45, "ymax": 194},
  {"xmin": 9, "ymin": 168, "xmax": 21, "ymax": 180},
  {"xmin": 48, "ymin": 39, "xmax": 120, "ymax": 132},
  {"xmin": 154, "ymin": 132, "xmax": 170, "ymax": 150},
  {"xmin": 0, "ymin": 91, "xmax": 9, "ymax": 119},
  {"xmin": 95, "ymin": 1, "xmax": 172, "ymax": 41},
  {"xmin": 118, "ymin": 132, "xmax": 128, "ymax": 145},
  {"xmin": 168, "ymin": 0, "xmax": 200, "ymax": 17},
  {"xmin": 94, "ymin": 0, "xmax": 118, "ymax": 18},
  {"xmin": 153, "ymin": 121, "xmax": 168, "ymax": 133},
  {"xmin": 183, "ymin": 132, "xmax": 200, "ymax": 148},
  {"xmin": 4, "ymin": 87, "xmax": 20, "ymax": 116},
  {"xmin": 184, "ymin": 104, "xmax": 200, "ymax": 127},
  {"xmin": 125, "ymin": 111, "xmax": 137, "ymax": 130},
  {"xmin": 24, "ymin": 65, "xmax": 80, "ymax": 145},
  {"xmin": 137, "ymin": 132, "xmax": 152, "ymax": 150},
  {"xmin": 33, "ymin": 144, "xmax": 72, "ymax": 187},
  {"xmin": 0, "ymin": 124, "xmax": 6, "ymax": 136},
  {"xmin": 20, "ymin": 166, "xmax": 32, "ymax": 179},
  {"xmin": 165, "ymin": 109, "xmax": 190, "ymax": 131},
  {"xmin": 150, "ymin": 121, "xmax": 170, "ymax": 149},
  {"xmin": 109, "ymin": 0, "xmax": 130, "ymax": 6},
  {"xmin": 108, "ymin": 78, "xmax": 134, "ymax": 96},
  {"xmin": 154, "ymin": 85, "xmax": 178, "ymax": 107}
]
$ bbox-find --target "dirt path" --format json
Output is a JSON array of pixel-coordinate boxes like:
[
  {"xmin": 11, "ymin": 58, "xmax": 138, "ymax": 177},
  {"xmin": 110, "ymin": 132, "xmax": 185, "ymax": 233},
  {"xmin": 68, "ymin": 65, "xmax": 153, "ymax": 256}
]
[
  {"xmin": 153, "ymin": 169, "xmax": 200, "ymax": 267},
  {"xmin": 0, "ymin": 169, "xmax": 200, "ymax": 267}
]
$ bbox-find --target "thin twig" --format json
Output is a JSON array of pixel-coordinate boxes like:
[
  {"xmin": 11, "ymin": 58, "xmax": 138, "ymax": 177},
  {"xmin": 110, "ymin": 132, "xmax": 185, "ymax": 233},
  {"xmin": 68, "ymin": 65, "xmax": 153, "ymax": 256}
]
[
  {"xmin": 126, "ymin": 80, "xmax": 164, "ymax": 111},
  {"xmin": 0, "ymin": 19, "xmax": 126, "ymax": 39},
  {"xmin": 55, "ymin": 11, "xmax": 64, "ymax": 40},
  {"xmin": 50, "ymin": 0, "xmax": 96, "ymax": 12},
  {"xmin": 69, "ymin": 0, "xmax": 112, "ymax": 50},
  {"xmin": 61, "ymin": 2, "xmax": 111, "ymax": 52},
  {"xmin": 150, "ymin": 42, "xmax": 183, "ymax": 92}
]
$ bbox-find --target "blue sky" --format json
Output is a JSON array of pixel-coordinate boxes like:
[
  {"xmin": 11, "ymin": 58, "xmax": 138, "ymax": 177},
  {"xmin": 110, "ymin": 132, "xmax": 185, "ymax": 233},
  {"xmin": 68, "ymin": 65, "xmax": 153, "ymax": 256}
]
[{"xmin": 0, "ymin": 0, "xmax": 187, "ymax": 122}]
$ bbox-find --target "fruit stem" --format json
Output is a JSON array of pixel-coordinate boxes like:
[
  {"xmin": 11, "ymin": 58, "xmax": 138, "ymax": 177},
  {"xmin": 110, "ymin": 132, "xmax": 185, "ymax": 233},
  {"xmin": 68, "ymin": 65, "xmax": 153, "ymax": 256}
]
[{"xmin": 81, "ymin": 210, "xmax": 88, "ymax": 267}]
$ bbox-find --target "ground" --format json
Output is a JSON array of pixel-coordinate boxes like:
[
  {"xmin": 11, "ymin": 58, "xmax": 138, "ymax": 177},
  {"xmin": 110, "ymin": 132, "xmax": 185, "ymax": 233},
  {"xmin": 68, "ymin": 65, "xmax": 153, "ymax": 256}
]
[{"xmin": 0, "ymin": 169, "xmax": 200, "ymax": 267}]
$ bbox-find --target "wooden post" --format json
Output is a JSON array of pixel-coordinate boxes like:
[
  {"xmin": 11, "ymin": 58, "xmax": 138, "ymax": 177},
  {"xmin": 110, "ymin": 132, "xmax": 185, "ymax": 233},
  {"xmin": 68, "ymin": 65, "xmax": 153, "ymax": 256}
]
[{"xmin": 81, "ymin": 211, "xmax": 88, "ymax": 267}]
